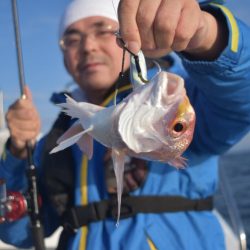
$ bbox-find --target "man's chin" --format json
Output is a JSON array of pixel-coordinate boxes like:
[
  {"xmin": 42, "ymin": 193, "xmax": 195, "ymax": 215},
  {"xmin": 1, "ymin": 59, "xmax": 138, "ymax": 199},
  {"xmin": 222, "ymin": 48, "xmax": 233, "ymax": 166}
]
[{"xmin": 79, "ymin": 78, "xmax": 114, "ymax": 92}]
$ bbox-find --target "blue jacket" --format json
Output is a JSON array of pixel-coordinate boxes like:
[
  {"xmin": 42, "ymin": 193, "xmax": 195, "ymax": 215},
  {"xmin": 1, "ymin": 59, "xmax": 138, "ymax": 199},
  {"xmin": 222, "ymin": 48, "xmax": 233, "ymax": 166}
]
[{"xmin": 1, "ymin": 5, "xmax": 250, "ymax": 250}]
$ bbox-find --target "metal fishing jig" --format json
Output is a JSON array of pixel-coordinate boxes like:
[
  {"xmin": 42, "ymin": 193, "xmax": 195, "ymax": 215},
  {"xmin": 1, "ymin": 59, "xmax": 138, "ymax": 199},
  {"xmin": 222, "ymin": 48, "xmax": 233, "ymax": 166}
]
[
  {"xmin": 115, "ymin": 32, "xmax": 149, "ymax": 84},
  {"xmin": 112, "ymin": 32, "xmax": 149, "ymax": 105}
]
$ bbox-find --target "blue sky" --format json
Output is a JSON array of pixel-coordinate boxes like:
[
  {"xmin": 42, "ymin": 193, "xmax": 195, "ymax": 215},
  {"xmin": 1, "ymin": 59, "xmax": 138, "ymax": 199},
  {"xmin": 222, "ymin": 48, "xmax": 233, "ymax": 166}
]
[{"xmin": 0, "ymin": 0, "xmax": 250, "ymax": 134}]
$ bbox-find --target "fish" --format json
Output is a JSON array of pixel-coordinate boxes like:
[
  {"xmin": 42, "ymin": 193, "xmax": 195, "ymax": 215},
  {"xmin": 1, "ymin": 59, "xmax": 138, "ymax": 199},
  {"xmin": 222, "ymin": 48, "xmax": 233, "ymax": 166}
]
[{"xmin": 50, "ymin": 52, "xmax": 196, "ymax": 225}]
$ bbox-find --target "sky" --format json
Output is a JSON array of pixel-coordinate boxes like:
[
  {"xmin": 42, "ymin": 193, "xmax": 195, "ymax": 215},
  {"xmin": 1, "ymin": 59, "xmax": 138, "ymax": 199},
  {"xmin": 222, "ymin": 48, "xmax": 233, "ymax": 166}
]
[{"xmin": 0, "ymin": 0, "xmax": 250, "ymax": 134}]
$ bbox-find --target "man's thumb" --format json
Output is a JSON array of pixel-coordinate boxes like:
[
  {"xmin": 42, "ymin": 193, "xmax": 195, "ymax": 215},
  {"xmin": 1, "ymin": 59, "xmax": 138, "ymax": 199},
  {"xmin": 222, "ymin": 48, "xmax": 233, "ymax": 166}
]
[{"xmin": 22, "ymin": 85, "xmax": 33, "ymax": 101}]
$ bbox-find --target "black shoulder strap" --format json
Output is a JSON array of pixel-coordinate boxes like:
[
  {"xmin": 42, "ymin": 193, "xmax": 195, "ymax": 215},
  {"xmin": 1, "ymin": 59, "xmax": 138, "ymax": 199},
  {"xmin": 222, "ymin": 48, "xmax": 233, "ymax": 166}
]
[{"xmin": 41, "ymin": 112, "xmax": 75, "ymax": 216}]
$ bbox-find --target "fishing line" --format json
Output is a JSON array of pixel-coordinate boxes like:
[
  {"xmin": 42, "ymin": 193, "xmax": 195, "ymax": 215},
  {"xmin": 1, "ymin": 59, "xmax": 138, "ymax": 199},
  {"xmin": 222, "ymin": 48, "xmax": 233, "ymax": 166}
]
[
  {"xmin": 112, "ymin": 0, "xmax": 124, "ymax": 106},
  {"xmin": 114, "ymin": 46, "xmax": 126, "ymax": 106}
]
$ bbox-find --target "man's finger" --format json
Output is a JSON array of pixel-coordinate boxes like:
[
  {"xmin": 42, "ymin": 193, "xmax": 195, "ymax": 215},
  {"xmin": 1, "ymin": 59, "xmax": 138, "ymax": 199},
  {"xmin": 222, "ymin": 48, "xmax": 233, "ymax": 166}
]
[
  {"xmin": 171, "ymin": 2, "xmax": 200, "ymax": 52},
  {"xmin": 118, "ymin": 0, "xmax": 141, "ymax": 54},
  {"xmin": 153, "ymin": 0, "xmax": 180, "ymax": 49},
  {"xmin": 23, "ymin": 85, "xmax": 33, "ymax": 101},
  {"xmin": 136, "ymin": 0, "xmax": 162, "ymax": 51}
]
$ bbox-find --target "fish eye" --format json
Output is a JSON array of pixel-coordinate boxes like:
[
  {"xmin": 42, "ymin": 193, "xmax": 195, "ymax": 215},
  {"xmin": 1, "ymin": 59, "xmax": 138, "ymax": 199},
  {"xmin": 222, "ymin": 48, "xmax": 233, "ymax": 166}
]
[
  {"xmin": 173, "ymin": 122, "xmax": 184, "ymax": 132},
  {"xmin": 170, "ymin": 120, "xmax": 187, "ymax": 137}
]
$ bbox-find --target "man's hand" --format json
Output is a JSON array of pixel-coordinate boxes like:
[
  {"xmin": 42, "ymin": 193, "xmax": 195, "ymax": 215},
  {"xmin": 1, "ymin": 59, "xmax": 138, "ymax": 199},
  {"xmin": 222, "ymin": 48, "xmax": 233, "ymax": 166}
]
[
  {"xmin": 118, "ymin": 0, "xmax": 227, "ymax": 59},
  {"xmin": 6, "ymin": 86, "xmax": 41, "ymax": 159}
]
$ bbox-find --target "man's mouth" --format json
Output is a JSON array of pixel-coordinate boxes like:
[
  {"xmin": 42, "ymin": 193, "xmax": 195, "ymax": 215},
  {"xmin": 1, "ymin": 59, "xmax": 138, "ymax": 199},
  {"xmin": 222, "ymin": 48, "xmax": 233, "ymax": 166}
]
[{"xmin": 79, "ymin": 62, "xmax": 104, "ymax": 72}]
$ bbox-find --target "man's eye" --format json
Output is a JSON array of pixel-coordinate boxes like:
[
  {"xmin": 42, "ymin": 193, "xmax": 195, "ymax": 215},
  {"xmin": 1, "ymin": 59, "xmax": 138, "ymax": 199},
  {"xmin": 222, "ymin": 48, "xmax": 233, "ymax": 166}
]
[
  {"xmin": 65, "ymin": 36, "xmax": 81, "ymax": 46},
  {"xmin": 97, "ymin": 30, "xmax": 112, "ymax": 37}
]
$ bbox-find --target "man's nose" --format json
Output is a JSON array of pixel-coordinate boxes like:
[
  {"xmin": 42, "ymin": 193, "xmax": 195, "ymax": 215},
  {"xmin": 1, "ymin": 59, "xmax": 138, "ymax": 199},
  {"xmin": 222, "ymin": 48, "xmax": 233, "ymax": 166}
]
[{"xmin": 79, "ymin": 34, "xmax": 98, "ymax": 53}]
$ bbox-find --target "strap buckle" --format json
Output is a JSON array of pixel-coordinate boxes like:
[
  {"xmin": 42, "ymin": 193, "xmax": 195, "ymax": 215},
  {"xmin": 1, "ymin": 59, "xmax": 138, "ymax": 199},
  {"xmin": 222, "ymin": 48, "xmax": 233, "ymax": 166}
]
[
  {"xmin": 109, "ymin": 196, "xmax": 135, "ymax": 220},
  {"xmin": 63, "ymin": 208, "xmax": 79, "ymax": 233},
  {"xmin": 63, "ymin": 202, "xmax": 102, "ymax": 231}
]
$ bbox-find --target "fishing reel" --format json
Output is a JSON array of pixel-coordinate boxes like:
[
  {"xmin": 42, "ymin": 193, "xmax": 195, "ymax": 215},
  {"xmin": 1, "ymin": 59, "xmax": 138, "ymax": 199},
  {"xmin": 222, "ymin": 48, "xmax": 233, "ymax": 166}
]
[
  {"xmin": 0, "ymin": 191, "xmax": 27, "ymax": 223},
  {"xmin": 0, "ymin": 179, "xmax": 41, "ymax": 223}
]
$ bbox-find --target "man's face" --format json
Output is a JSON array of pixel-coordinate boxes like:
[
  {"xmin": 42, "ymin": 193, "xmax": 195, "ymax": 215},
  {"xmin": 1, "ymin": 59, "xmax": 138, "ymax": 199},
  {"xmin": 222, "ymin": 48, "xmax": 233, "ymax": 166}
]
[{"xmin": 62, "ymin": 16, "xmax": 130, "ymax": 94}]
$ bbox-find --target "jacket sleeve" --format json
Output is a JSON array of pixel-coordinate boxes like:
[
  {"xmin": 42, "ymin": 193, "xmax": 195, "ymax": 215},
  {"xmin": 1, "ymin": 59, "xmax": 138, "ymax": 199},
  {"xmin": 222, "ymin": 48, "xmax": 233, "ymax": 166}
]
[
  {"xmin": 181, "ymin": 5, "xmax": 250, "ymax": 155},
  {"xmin": 0, "ymin": 138, "xmax": 59, "ymax": 248}
]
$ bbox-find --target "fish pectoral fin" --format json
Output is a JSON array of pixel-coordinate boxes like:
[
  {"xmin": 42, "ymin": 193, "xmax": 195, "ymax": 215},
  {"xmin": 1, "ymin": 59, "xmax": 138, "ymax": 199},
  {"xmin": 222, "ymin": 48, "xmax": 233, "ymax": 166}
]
[
  {"xmin": 77, "ymin": 133, "xmax": 93, "ymax": 159},
  {"xmin": 50, "ymin": 125, "xmax": 93, "ymax": 154},
  {"xmin": 57, "ymin": 123, "xmax": 83, "ymax": 144},
  {"xmin": 168, "ymin": 156, "xmax": 187, "ymax": 169},
  {"xmin": 112, "ymin": 149, "xmax": 126, "ymax": 227}
]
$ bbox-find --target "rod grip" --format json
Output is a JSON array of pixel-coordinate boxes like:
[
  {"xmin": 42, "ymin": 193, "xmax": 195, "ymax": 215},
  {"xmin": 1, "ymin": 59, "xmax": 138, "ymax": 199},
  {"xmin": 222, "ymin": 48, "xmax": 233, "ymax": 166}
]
[{"xmin": 31, "ymin": 225, "xmax": 46, "ymax": 250}]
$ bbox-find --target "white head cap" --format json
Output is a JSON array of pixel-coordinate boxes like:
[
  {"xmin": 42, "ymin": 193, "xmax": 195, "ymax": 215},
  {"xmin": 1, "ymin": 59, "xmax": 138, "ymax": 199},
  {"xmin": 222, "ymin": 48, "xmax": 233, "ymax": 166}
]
[{"xmin": 59, "ymin": 0, "xmax": 120, "ymax": 39}]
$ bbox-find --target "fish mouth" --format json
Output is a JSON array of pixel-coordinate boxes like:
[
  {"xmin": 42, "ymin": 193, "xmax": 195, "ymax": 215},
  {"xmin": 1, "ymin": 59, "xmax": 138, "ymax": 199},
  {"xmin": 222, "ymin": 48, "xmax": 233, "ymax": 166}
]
[
  {"xmin": 166, "ymin": 73, "xmax": 184, "ymax": 97},
  {"xmin": 152, "ymin": 71, "xmax": 185, "ymax": 107}
]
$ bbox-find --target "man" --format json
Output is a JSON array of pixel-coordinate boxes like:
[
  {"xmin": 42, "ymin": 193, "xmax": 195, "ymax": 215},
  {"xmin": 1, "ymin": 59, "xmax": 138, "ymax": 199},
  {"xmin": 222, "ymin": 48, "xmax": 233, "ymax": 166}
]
[{"xmin": 1, "ymin": 0, "xmax": 250, "ymax": 249}]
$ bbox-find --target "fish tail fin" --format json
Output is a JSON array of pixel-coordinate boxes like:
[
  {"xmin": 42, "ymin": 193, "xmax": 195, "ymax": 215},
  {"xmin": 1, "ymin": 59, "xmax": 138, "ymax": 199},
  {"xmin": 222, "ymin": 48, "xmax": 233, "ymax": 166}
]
[
  {"xmin": 58, "ymin": 94, "xmax": 84, "ymax": 119},
  {"xmin": 58, "ymin": 95, "xmax": 104, "ymax": 123}
]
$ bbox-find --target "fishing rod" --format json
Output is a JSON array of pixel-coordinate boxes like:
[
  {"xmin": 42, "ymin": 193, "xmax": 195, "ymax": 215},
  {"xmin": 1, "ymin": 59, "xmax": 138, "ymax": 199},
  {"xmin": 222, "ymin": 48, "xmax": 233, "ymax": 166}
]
[{"xmin": 11, "ymin": 0, "xmax": 45, "ymax": 249}]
